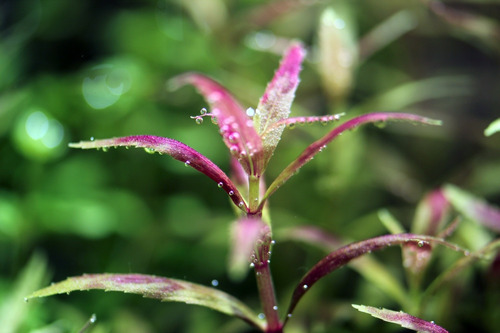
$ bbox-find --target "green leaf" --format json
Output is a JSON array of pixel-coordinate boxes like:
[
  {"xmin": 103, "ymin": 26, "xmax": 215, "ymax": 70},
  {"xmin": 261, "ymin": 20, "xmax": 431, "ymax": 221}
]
[
  {"xmin": 484, "ymin": 118, "xmax": 500, "ymax": 136},
  {"xmin": 27, "ymin": 274, "xmax": 264, "ymax": 330},
  {"xmin": 443, "ymin": 184, "xmax": 500, "ymax": 233}
]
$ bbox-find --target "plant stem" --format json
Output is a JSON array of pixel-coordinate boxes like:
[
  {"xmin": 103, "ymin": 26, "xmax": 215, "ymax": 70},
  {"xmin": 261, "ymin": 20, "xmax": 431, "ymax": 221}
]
[
  {"xmin": 255, "ymin": 258, "xmax": 282, "ymax": 332},
  {"xmin": 249, "ymin": 175, "xmax": 260, "ymax": 214},
  {"xmin": 248, "ymin": 174, "xmax": 281, "ymax": 331}
]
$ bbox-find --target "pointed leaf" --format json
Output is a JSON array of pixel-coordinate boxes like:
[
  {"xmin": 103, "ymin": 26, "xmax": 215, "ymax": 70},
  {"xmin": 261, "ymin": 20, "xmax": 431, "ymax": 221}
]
[
  {"xmin": 284, "ymin": 233, "xmax": 466, "ymax": 320},
  {"xmin": 404, "ymin": 189, "xmax": 451, "ymax": 287},
  {"xmin": 69, "ymin": 135, "xmax": 247, "ymax": 211},
  {"xmin": 279, "ymin": 225, "xmax": 408, "ymax": 306},
  {"xmin": 255, "ymin": 42, "xmax": 306, "ymax": 168},
  {"xmin": 443, "ymin": 184, "xmax": 500, "ymax": 233},
  {"xmin": 352, "ymin": 304, "xmax": 448, "ymax": 333},
  {"xmin": 27, "ymin": 274, "xmax": 264, "ymax": 330},
  {"xmin": 229, "ymin": 217, "xmax": 269, "ymax": 280},
  {"xmin": 263, "ymin": 112, "xmax": 442, "ymax": 205},
  {"xmin": 171, "ymin": 73, "xmax": 263, "ymax": 176}
]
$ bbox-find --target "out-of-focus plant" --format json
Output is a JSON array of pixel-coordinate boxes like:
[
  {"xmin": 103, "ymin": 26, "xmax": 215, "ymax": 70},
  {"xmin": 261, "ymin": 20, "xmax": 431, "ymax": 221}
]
[{"xmin": 26, "ymin": 41, "xmax": 500, "ymax": 333}]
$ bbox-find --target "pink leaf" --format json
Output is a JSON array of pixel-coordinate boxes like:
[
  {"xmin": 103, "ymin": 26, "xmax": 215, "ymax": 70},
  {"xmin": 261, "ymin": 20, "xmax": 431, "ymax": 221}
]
[
  {"xmin": 352, "ymin": 304, "xmax": 448, "ymax": 333},
  {"xmin": 69, "ymin": 135, "xmax": 247, "ymax": 211},
  {"xmin": 255, "ymin": 42, "xmax": 306, "ymax": 168},
  {"xmin": 171, "ymin": 73, "xmax": 263, "ymax": 176},
  {"xmin": 229, "ymin": 217, "xmax": 270, "ymax": 280},
  {"xmin": 412, "ymin": 189, "xmax": 450, "ymax": 236},
  {"xmin": 263, "ymin": 112, "xmax": 441, "ymax": 206}
]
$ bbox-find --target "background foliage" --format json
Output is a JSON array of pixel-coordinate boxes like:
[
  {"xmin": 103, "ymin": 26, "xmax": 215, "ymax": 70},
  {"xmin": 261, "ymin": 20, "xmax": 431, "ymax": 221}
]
[{"xmin": 1, "ymin": 0, "xmax": 499, "ymax": 332}]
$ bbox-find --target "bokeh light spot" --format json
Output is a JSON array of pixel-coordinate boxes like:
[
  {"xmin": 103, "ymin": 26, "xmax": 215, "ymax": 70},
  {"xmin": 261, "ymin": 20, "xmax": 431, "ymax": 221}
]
[{"xmin": 82, "ymin": 64, "xmax": 132, "ymax": 109}]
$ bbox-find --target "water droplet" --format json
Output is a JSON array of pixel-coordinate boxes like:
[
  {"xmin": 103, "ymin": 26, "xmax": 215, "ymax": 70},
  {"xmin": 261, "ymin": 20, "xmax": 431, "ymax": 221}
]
[
  {"xmin": 288, "ymin": 122, "xmax": 296, "ymax": 129},
  {"xmin": 90, "ymin": 314, "xmax": 97, "ymax": 323},
  {"xmin": 229, "ymin": 145, "xmax": 239, "ymax": 154},
  {"xmin": 102, "ymin": 147, "xmax": 108, "ymax": 152},
  {"xmin": 211, "ymin": 279, "xmax": 219, "ymax": 287},
  {"xmin": 303, "ymin": 284, "xmax": 308, "ymax": 289},
  {"xmin": 238, "ymin": 201, "xmax": 244, "ymax": 208},
  {"xmin": 184, "ymin": 160, "xmax": 191, "ymax": 167},
  {"xmin": 271, "ymin": 240, "xmax": 276, "ymax": 245},
  {"xmin": 200, "ymin": 107, "xmax": 208, "ymax": 115},
  {"xmin": 258, "ymin": 313, "xmax": 265, "ymax": 320},
  {"xmin": 90, "ymin": 136, "xmax": 95, "ymax": 141},
  {"xmin": 374, "ymin": 121, "xmax": 387, "ymax": 129},
  {"xmin": 144, "ymin": 147, "xmax": 155, "ymax": 154},
  {"xmin": 217, "ymin": 182, "xmax": 224, "ymax": 188},
  {"xmin": 249, "ymin": 263, "xmax": 255, "ymax": 268},
  {"xmin": 195, "ymin": 117, "xmax": 203, "ymax": 125},
  {"xmin": 246, "ymin": 107, "xmax": 255, "ymax": 117},
  {"xmin": 228, "ymin": 190, "xmax": 234, "ymax": 196},
  {"xmin": 417, "ymin": 241, "xmax": 425, "ymax": 247},
  {"xmin": 24, "ymin": 297, "xmax": 28, "ymax": 303},
  {"xmin": 287, "ymin": 313, "xmax": 293, "ymax": 318},
  {"xmin": 267, "ymin": 259, "xmax": 271, "ymax": 264},
  {"xmin": 228, "ymin": 133, "xmax": 240, "ymax": 143},
  {"xmin": 273, "ymin": 305, "xmax": 278, "ymax": 310},
  {"xmin": 211, "ymin": 117, "xmax": 218, "ymax": 125}
]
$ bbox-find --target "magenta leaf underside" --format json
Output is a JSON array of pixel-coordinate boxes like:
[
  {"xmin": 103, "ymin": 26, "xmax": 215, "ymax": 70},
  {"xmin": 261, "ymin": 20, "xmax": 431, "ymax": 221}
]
[
  {"xmin": 69, "ymin": 135, "xmax": 248, "ymax": 211},
  {"xmin": 263, "ymin": 112, "xmax": 442, "ymax": 205},
  {"xmin": 171, "ymin": 73, "xmax": 263, "ymax": 176},
  {"xmin": 284, "ymin": 233, "xmax": 466, "ymax": 321},
  {"xmin": 27, "ymin": 273, "xmax": 264, "ymax": 330},
  {"xmin": 352, "ymin": 304, "xmax": 448, "ymax": 333}
]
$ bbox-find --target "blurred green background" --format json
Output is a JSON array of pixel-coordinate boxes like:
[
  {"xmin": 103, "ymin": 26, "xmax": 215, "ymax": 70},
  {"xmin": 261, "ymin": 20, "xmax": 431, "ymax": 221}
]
[{"xmin": 1, "ymin": 0, "xmax": 499, "ymax": 332}]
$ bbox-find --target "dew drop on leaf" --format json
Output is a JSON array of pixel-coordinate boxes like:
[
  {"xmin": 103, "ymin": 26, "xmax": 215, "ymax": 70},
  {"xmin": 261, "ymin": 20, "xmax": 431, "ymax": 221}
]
[
  {"xmin": 144, "ymin": 148, "xmax": 155, "ymax": 154},
  {"xmin": 184, "ymin": 160, "xmax": 191, "ymax": 167}
]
